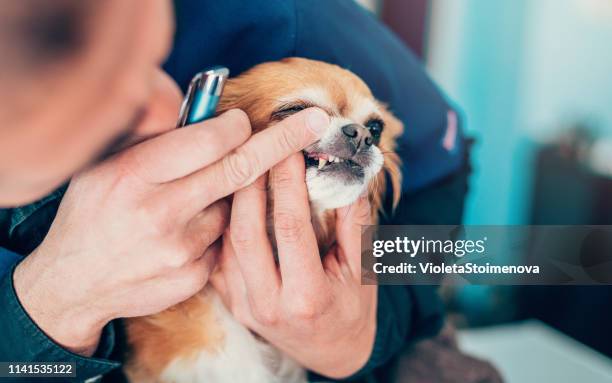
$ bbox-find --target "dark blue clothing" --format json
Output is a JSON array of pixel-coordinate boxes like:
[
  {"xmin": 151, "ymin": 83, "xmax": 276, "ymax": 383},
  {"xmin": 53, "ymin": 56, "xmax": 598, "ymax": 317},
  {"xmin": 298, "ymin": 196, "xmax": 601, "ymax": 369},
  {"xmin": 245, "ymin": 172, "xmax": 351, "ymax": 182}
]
[
  {"xmin": 0, "ymin": 0, "xmax": 463, "ymax": 381},
  {"xmin": 0, "ymin": 247, "xmax": 19, "ymax": 273},
  {"xmin": 164, "ymin": 0, "xmax": 464, "ymax": 193}
]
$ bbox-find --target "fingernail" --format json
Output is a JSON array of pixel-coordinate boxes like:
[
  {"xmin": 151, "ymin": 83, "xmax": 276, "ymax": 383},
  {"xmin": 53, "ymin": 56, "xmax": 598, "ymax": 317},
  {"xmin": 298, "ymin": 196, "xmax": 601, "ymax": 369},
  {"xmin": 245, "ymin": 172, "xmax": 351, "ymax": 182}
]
[{"xmin": 306, "ymin": 108, "xmax": 329, "ymax": 136}]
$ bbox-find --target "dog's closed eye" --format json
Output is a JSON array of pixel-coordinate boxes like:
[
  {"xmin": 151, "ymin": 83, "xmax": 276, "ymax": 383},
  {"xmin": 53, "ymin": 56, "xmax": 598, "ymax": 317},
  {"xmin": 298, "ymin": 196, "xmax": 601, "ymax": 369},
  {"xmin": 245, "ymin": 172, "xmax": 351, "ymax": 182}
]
[
  {"xmin": 271, "ymin": 100, "xmax": 336, "ymax": 122},
  {"xmin": 270, "ymin": 101, "xmax": 313, "ymax": 121}
]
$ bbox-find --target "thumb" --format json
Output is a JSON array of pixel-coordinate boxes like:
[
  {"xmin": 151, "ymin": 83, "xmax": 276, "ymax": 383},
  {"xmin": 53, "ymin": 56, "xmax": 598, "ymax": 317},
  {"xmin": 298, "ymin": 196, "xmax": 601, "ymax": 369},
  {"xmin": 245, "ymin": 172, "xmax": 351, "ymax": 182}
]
[{"xmin": 335, "ymin": 194, "xmax": 372, "ymax": 276}]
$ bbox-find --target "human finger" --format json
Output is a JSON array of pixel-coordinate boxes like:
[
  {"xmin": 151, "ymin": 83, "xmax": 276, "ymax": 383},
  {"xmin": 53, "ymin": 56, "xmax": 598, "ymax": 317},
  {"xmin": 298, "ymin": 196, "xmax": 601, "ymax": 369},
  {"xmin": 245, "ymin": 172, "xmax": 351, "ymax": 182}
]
[
  {"xmin": 271, "ymin": 153, "xmax": 325, "ymax": 289},
  {"xmin": 229, "ymin": 174, "xmax": 281, "ymax": 301},
  {"xmin": 168, "ymin": 108, "xmax": 329, "ymax": 213},
  {"xmin": 335, "ymin": 194, "xmax": 372, "ymax": 278},
  {"xmin": 127, "ymin": 109, "xmax": 252, "ymax": 183}
]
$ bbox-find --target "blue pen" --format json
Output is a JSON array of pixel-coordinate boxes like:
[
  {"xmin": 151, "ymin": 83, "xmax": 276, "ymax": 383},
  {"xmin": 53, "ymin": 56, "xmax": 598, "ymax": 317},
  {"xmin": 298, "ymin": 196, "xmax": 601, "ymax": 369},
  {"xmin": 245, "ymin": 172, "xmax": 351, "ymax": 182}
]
[{"xmin": 176, "ymin": 66, "xmax": 229, "ymax": 128}]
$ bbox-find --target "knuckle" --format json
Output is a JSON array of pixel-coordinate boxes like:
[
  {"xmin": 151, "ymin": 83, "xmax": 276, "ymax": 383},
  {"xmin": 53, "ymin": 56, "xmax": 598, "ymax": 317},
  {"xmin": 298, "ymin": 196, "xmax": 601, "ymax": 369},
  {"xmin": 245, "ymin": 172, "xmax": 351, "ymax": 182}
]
[
  {"xmin": 134, "ymin": 203, "xmax": 170, "ymax": 237},
  {"xmin": 182, "ymin": 268, "xmax": 208, "ymax": 293},
  {"xmin": 275, "ymin": 124, "xmax": 304, "ymax": 152},
  {"xmin": 198, "ymin": 205, "xmax": 229, "ymax": 241},
  {"xmin": 165, "ymin": 250, "xmax": 192, "ymax": 269},
  {"xmin": 288, "ymin": 298, "xmax": 320, "ymax": 320},
  {"xmin": 230, "ymin": 221, "xmax": 258, "ymax": 251},
  {"xmin": 222, "ymin": 148, "xmax": 258, "ymax": 188},
  {"xmin": 198, "ymin": 225, "xmax": 222, "ymax": 247},
  {"xmin": 251, "ymin": 304, "xmax": 279, "ymax": 326},
  {"xmin": 161, "ymin": 239, "xmax": 201, "ymax": 269},
  {"xmin": 135, "ymin": 200, "xmax": 162, "ymax": 222},
  {"xmin": 272, "ymin": 165, "xmax": 294, "ymax": 187},
  {"xmin": 274, "ymin": 212, "xmax": 304, "ymax": 243}
]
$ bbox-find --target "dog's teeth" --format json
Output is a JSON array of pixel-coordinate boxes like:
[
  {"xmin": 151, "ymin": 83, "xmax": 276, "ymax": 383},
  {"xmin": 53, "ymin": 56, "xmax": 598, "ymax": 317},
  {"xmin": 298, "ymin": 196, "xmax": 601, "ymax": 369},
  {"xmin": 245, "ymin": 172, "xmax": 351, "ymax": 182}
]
[{"xmin": 318, "ymin": 158, "xmax": 328, "ymax": 169}]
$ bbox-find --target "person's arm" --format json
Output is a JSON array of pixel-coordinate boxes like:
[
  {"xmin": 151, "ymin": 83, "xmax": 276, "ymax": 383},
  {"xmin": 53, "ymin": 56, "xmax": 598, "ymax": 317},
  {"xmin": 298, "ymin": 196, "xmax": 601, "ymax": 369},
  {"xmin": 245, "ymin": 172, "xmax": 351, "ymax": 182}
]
[
  {"xmin": 1, "ymin": 105, "xmax": 328, "ymax": 381},
  {"xmin": 0, "ymin": 249, "xmax": 119, "ymax": 382}
]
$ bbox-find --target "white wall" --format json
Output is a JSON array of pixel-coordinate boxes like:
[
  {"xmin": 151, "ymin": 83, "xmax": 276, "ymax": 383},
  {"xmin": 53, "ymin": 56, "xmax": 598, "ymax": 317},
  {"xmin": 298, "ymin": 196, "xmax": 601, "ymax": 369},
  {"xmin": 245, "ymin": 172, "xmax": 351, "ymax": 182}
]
[
  {"xmin": 429, "ymin": 0, "xmax": 612, "ymax": 140},
  {"xmin": 519, "ymin": 0, "xmax": 612, "ymax": 139},
  {"xmin": 426, "ymin": 0, "xmax": 467, "ymax": 103}
]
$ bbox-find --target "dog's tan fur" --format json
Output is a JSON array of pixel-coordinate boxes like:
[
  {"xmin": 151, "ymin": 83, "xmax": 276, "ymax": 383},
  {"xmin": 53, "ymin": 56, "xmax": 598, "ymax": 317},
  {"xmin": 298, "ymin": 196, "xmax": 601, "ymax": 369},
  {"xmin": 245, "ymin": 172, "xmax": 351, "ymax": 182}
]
[{"xmin": 124, "ymin": 58, "xmax": 403, "ymax": 382}]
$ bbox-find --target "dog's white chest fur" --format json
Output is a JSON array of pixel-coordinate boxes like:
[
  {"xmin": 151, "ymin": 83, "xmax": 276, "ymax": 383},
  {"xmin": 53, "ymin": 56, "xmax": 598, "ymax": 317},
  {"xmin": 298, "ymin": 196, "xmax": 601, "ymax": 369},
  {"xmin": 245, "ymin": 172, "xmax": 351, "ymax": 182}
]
[{"xmin": 158, "ymin": 293, "xmax": 306, "ymax": 383}]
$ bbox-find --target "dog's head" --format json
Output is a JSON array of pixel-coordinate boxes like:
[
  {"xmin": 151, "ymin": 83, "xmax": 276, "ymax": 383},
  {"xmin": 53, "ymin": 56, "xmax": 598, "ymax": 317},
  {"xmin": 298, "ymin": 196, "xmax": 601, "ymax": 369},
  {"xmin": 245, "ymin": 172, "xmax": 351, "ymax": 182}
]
[
  {"xmin": 218, "ymin": 57, "xmax": 402, "ymax": 218},
  {"xmin": 124, "ymin": 60, "xmax": 404, "ymax": 381}
]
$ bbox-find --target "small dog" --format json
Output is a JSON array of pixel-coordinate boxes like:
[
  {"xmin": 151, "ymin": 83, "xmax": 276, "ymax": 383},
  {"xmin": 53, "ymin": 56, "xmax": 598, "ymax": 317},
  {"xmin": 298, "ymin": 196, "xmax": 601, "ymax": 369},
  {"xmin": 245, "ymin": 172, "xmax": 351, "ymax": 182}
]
[{"xmin": 124, "ymin": 58, "xmax": 403, "ymax": 383}]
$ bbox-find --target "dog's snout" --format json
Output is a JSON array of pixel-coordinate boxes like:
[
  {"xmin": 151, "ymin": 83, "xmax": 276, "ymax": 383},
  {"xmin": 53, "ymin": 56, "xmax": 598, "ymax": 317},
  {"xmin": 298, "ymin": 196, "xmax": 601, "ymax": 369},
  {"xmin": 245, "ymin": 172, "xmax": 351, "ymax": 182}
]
[
  {"xmin": 341, "ymin": 124, "xmax": 373, "ymax": 152},
  {"xmin": 341, "ymin": 124, "xmax": 359, "ymax": 138}
]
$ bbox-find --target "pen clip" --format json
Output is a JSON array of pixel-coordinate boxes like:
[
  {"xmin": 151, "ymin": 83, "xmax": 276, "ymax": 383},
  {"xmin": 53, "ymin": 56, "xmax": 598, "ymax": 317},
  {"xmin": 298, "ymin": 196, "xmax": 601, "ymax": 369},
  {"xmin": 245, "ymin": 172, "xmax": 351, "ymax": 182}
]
[{"xmin": 176, "ymin": 66, "xmax": 229, "ymax": 128}]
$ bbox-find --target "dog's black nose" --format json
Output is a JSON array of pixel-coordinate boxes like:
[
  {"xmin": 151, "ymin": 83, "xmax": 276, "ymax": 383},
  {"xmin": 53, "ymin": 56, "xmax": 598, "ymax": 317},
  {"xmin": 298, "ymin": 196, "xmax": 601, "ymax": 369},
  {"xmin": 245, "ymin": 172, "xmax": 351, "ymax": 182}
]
[{"xmin": 341, "ymin": 124, "xmax": 373, "ymax": 151}]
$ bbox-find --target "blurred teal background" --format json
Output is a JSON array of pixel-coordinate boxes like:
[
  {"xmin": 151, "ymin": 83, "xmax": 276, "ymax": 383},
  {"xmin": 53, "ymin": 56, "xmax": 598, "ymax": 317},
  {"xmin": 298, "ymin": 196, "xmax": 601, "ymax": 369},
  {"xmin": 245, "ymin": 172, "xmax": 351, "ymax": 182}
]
[
  {"xmin": 426, "ymin": 0, "xmax": 612, "ymax": 225},
  {"xmin": 359, "ymin": 0, "xmax": 612, "ymax": 374}
]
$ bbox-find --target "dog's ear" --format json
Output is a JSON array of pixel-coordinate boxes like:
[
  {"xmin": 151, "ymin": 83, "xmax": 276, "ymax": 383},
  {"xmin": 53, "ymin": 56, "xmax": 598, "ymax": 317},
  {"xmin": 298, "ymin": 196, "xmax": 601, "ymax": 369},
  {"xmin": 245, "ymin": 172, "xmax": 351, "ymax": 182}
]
[
  {"xmin": 216, "ymin": 77, "xmax": 249, "ymax": 116},
  {"xmin": 370, "ymin": 104, "xmax": 403, "ymax": 217},
  {"xmin": 216, "ymin": 66, "xmax": 284, "ymax": 133},
  {"xmin": 216, "ymin": 74, "xmax": 270, "ymax": 132}
]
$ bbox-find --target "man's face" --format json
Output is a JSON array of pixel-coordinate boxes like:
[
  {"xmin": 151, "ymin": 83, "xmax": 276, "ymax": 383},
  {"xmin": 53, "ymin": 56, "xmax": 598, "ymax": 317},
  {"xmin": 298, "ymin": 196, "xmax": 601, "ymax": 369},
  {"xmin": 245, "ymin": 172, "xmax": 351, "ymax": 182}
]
[{"xmin": 0, "ymin": 0, "xmax": 175, "ymax": 205}]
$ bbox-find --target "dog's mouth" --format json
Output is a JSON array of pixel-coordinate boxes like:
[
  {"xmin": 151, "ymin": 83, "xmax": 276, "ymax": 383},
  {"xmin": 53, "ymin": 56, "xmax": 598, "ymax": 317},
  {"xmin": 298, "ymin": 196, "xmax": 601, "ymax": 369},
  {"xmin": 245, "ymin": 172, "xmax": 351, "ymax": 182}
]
[
  {"xmin": 301, "ymin": 144, "xmax": 383, "ymax": 210},
  {"xmin": 303, "ymin": 150, "xmax": 365, "ymax": 178}
]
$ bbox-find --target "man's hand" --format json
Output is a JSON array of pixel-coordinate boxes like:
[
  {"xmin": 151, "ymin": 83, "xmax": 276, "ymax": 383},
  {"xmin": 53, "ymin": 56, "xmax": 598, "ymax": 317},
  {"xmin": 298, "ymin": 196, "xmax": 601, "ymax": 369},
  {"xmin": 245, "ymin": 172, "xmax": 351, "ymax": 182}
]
[
  {"xmin": 13, "ymin": 79, "xmax": 329, "ymax": 357},
  {"xmin": 213, "ymin": 153, "xmax": 377, "ymax": 379}
]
